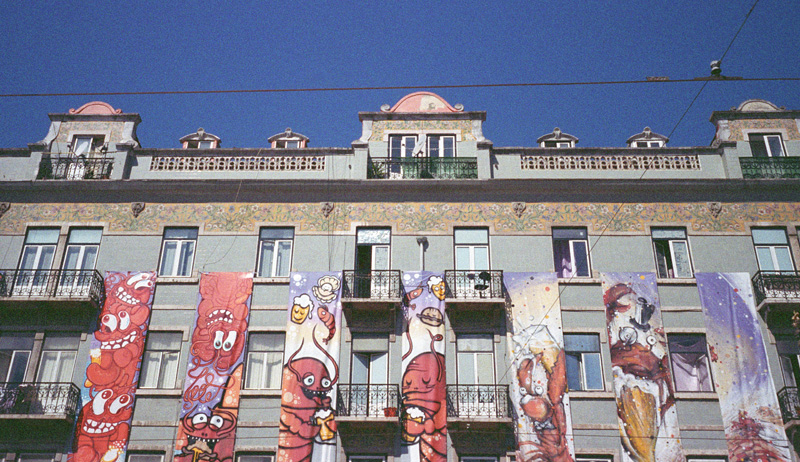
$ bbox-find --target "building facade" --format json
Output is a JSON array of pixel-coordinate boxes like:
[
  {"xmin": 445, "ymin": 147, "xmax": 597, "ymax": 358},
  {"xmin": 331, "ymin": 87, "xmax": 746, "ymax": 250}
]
[{"xmin": 1, "ymin": 93, "xmax": 799, "ymax": 462}]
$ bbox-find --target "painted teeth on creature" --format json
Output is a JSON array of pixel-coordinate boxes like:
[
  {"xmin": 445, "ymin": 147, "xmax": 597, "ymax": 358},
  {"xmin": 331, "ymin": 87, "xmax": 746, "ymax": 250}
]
[{"xmin": 100, "ymin": 331, "xmax": 136, "ymax": 350}]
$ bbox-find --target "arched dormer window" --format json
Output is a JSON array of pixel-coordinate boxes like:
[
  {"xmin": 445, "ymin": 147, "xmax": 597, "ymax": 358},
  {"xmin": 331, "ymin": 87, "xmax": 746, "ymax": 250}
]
[
  {"xmin": 627, "ymin": 127, "xmax": 668, "ymax": 148},
  {"xmin": 537, "ymin": 128, "xmax": 578, "ymax": 148},
  {"xmin": 269, "ymin": 128, "xmax": 309, "ymax": 149},
  {"xmin": 180, "ymin": 128, "xmax": 221, "ymax": 149}
]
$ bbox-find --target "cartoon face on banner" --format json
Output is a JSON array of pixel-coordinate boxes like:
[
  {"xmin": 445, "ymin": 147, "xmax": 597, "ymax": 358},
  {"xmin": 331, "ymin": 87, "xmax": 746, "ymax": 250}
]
[
  {"xmin": 400, "ymin": 272, "xmax": 447, "ymax": 462},
  {"xmin": 70, "ymin": 272, "xmax": 156, "ymax": 462},
  {"xmin": 601, "ymin": 273, "xmax": 683, "ymax": 462},
  {"xmin": 279, "ymin": 272, "xmax": 343, "ymax": 462},
  {"xmin": 175, "ymin": 273, "xmax": 252, "ymax": 462}
]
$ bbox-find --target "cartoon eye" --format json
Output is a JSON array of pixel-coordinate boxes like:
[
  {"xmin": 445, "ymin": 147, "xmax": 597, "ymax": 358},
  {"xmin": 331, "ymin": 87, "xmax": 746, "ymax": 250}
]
[
  {"xmin": 321, "ymin": 378, "xmax": 331, "ymax": 388},
  {"xmin": 109, "ymin": 394, "xmax": 131, "ymax": 414},
  {"xmin": 646, "ymin": 335, "xmax": 657, "ymax": 346},
  {"xmin": 214, "ymin": 331, "xmax": 224, "ymax": 349},
  {"xmin": 127, "ymin": 272, "xmax": 152, "ymax": 289},
  {"xmin": 118, "ymin": 311, "xmax": 130, "ymax": 330},
  {"xmin": 210, "ymin": 415, "xmax": 224, "ymax": 429},
  {"xmin": 534, "ymin": 385, "xmax": 544, "ymax": 395},
  {"xmin": 101, "ymin": 314, "xmax": 118, "ymax": 332},
  {"xmin": 192, "ymin": 414, "xmax": 208, "ymax": 426},
  {"xmin": 222, "ymin": 331, "xmax": 237, "ymax": 352},
  {"xmin": 303, "ymin": 375, "xmax": 315, "ymax": 386},
  {"xmin": 93, "ymin": 389, "xmax": 114, "ymax": 415}
]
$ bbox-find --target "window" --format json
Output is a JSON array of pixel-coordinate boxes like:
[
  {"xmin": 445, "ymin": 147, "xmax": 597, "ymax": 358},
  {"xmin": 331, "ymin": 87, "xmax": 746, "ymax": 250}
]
[
  {"xmin": 71, "ymin": 135, "xmax": 104, "ymax": 156},
  {"xmin": 461, "ymin": 458, "xmax": 498, "ymax": 462},
  {"xmin": 60, "ymin": 228, "xmax": 102, "ymax": 294},
  {"xmin": 427, "ymin": 135, "xmax": 455, "ymax": 158},
  {"xmin": 652, "ymin": 228, "xmax": 693, "ymax": 278},
  {"xmin": 668, "ymin": 334, "xmax": 713, "ymax": 392},
  {"xmin": 389, "ymin": 135, "xmax": 418, "ymax": 158},
  {"xmin": 349, "ymin": 334, "xmax": 389, "ymax": 416},
  {"xmin": 454, "ymin": 228, "xmax": 489, "ymax": 271},
  {"xmin": 245, "ymin": 333, "xmax": 284, "ymax": 389},
  {"xmin": 752, "ymin": 228, "xmax": 795, "ymax": 273},
  {"xmin": 776, "ymin": 336, "xmax": 800, "ymax": 388},
  {"xmin": 237, "ymin": 454, "xmax": 274, "ymax": 462},
  {"xmin": 635, "ymin": 140, "xmax": 664, "ymax": 148},
  {"xmin": 355, "ymin": 228, "xmax": 391, "ymax": 298},
  {"xmin": 16, "ymin": 228, "xmax": 59, "ymax": 295},
  {"xmin": 553, "ymin": 228, "xmax": 591, "ymax": 278},
  {"xmin": 257, "ymin": 228, "xmax": 294, "ymax": 278},
  {"xmin": 17, "ymin": 455, "xmax": 55, "ymax": 462},
  {"xmin": 576, "ymin": 457, "xmax": 612, "ymax": 462},
  {"xmin": 564, "ymin": 334, "xmax": 603, "ymax": 391},
  {"xmin": 36, "ymin": 334, "xmax": 79, "ymax": 383},
  {"xmin": 456, "ymin": 334, "xmax": 495, "ymax": 385},
  {"xmin": 139, "ymin": 332, "xmax": 182, "ymax": 389},
  {"xmin": 127, "ymin": 453, "xmax": 165, "ymax": 462},
  {"xmin": 543, "ymin": 141, "xmax": 572, "ymax": 148},
  {"xmin": 0, "ymin": 333, "xmax": 34, "ymax": 383},
  {"xmin": 749, "ymin": 133, "xmax": 785, "ymax": 157},
  {"xmin": 159, "ymin": 227, "xmax": 197, "ymax": 277},
  {"xmin": 276, "ymin": 140, "xmax": 300, "ymax": 149}
]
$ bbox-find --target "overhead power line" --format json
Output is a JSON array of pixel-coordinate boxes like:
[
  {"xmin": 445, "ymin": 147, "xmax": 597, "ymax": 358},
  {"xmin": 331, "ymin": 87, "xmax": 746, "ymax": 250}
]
[{"xmin": 0, "ymin": 77, "xmax": 797, "ymax": 99}]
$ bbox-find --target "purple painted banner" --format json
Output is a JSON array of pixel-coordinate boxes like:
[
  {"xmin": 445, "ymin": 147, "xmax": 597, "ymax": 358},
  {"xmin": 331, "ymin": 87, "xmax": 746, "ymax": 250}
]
[
  {"xmin": 69, "ymin": 271, "xmax": 156, "ymax": 462},
  {"xmin": 506, "ymin": 272, "xmax": 575, "ymax": 462},
  {"xmin": 602, "ymin": 272, "xmax": 684, "ymax": 462},
  {"xmin": 696, "ymin": 273, "xmax": 791, "ymax": 462}
]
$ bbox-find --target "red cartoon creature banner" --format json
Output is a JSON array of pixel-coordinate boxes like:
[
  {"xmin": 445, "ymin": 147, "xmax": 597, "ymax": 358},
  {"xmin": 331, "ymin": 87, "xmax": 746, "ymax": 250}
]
[
  {"xmin": 602, "ymin": 273, "xmax": 685, "ymax": 462},
  {"xmin": 505, "ymin": 273, "xmax": 575, "ymax": 462},
  {"xmin": 696, "ymin": 273, "xmax": 791, "ymax": 462},
  {"xmin": 175, "ymin": 273, "xmax": 253, "ymax": 462},
  {"xmin": 400, "ymin": 272, "xmax": 447, "ymax": 462},
  {"xmin": 69, "ymin": 271, "xmax": 156, "ymax": 462},
  {"xmin": 279, "ymin": 272, "xmax": 343, "ymax": 462}
]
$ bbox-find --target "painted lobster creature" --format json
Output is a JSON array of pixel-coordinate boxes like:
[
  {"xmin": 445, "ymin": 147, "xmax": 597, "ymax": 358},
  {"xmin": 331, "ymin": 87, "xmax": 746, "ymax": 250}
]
[
  {"xmin": 278, "ymin": 333, "xmax": 339, "ymax": 462},
  {"xmin": 402, "ymin": 331, "xmax": 447, "ymax": 462}
]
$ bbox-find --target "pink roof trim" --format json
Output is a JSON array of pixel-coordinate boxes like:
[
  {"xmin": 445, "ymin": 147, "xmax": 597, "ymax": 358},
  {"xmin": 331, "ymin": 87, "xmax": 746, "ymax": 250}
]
[
  {"xmin": 69, "ymin": 101, "xmax": 123, "ymax": 115},
  {"xmin": 386, "ymin": 91, "xmax": 462, "ymax": 113}
]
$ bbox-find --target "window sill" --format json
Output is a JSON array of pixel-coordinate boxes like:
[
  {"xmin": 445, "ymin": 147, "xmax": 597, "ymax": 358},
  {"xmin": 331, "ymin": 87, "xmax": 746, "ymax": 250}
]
[
  {"xmin": 136, "ymin": 388, "xmax": 182, "ymax": 396},
  {"xmin": 156, "ymin": 276, "xmax": 200, "ymax": 284},
  {"xmin": 655, "ymin": 278, "xmax": 697, "ymax": 285},
  {"xmin": 567, "ymin": 390, "xmax": 614, "ymax": 398},
  {"xmin": 674, "ymin": 391, "xmax": 718, "ymax": 400},
  {"xmin": 253, "ymin": 277, "xmax": 290, "ymax": 285},
  {"xmin": 557, "ymin": 277, "xmax": 601, "ymax": 285},
  {"xmin": 240, "ymin": 389, "xmax": 283, "ymax": 397}
]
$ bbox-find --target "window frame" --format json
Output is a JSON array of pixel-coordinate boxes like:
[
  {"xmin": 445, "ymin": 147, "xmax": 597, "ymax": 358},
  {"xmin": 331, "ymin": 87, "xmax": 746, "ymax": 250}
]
[
  {"xmin": 70, "ymin": 135, "xmax": 105, "ymax": 157},
  {"xmin": 634, "ymin": 140, "xmax": 664, "ymax": 148},
  {"xmin": 126, "ymin": 453, "xmax": 166, "ymax": 462},
  {"xmin": 564, "ymin": 333, "xmax": 604, "ymax": 391},
  {"xmin": 0, "ymin": 333, "xmax": 35, "ymax": 383},
  {"xmin": 552, "ymin": 228, "xmax": 591, "ymax": 278},
  {"xmin": 236, "ymin": 453, "xmax": 275, "ymax": 462},
  {"xmin": 667, "ymin": 333, "xmax": 714, "ymax": 393},
  {"xmin": 158, "ymin": 227, "xmax": 198, "ymax": 278},
  {"xmin": 456, "ymin": 334, "xmax": 496, "ymax": 385},
  {"xmin": 751, "ymin": 227, "xmax": 795, "ymax": 273},
  {"xmin": 244, "ymin": 332, "xmax": 285, "ymax": 390},
  {"xmin": 256, "ymin": 227, "xmax": 294, "ymax": 278},
  {"xmin": 35, "ymin": 334, "xmax": 80, "ymax": 383},
  {"xmin": 454, "ymin": 228, "xmax": 490, "ymax": 271},
  {"xmin": 748, "ymin": 133, "xmax": 786, "ymax": 157},
  {"xmin": 389, "ymin": 134, "xmax": 418, "ymax": 159},
  {"xmin": 651, "ymin": 227, "xmax": 694, "ymax": 279},
  {"xmin": 427, "ymin": 134, "xmax": 456, "ymax": 158},
  {"xmin": 139, "ymin": 331, "xmax": 182, "ymax": 389}
]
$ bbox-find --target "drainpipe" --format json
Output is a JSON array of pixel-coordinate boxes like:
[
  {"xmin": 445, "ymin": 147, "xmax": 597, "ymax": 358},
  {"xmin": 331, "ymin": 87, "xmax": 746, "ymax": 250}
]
[{"xmin": 416, "ymin": 237, "xmax": 428, "ymax": 271}]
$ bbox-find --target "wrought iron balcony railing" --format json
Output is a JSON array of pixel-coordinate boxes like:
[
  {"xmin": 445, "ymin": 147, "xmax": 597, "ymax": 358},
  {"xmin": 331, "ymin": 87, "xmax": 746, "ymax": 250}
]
[
  {"xmin": 0, "ymin": 382, "xmax": 82, "ymax": 419},
  {"xmin": 368, "ymin": 157, "xmax": 478, "ymax": 179},
  {"xmin": 341, "ymin": 270, "xmax": 403, "ymax": 300},
  {"xmin": 336, "ymin": 384, "xmax": 400, "ymax": 418},
  {"xmin": 778, "ymin": 387, "xmax": 800, "ymax": 423},
  {"xmin": 37, "ymin": 156, "xmax": 114, "ymax": 180},
  {"xmin": 446, "ymin": 384, "xmax": 511, "ymax": 419},
  {"xmin": 740, "ymin": 157, "xmax": 800, "ymax": 179},
  {"xmin": 445, "ymin": 270, "xmax": 504, "ymax": 300},
  {"xmin": 751, "ymin": 271, "xmax": 800, "ymax": 306},
  {"xmin": 0, "ymin": 269, "xmax": 105, "ymax": 305}
]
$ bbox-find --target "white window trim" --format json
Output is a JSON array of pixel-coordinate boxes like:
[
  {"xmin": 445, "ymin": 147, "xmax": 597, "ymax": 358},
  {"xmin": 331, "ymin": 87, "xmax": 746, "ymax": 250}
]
[
  {"xmin": 257, "ymin": 237, "xmax": 294, "ymax": 278},
  {"xmin": 382, "ymin": 130, "xmax": 463, "ymax": 141},
  {"xmin": 744, "ymin": 130, "xmax": 789, "ymax": 157},
  {"xmin": 634, "ymin": 140, "xmax": 664, "ymax": 148},
  {"xmin": 455, "ymin": 244, "xmax": 490, "ymax": 271},
  {"xmin": 652, "ymin": 233, "xmax": 694, "ymax": 279},
  {"xmin": 427, "ymin": 134, "xmax": 457, "ymax": 157},
  {"xmin": 158, "ymin": 233, "xmax": 197, "ymax": 278},
  {"xmin": 245, "ymin": 331, "xmax": 285, "ymax": 390},
  {"xmin": 4, "ymin": 350, "xmax": 31, "ymax": 382}
]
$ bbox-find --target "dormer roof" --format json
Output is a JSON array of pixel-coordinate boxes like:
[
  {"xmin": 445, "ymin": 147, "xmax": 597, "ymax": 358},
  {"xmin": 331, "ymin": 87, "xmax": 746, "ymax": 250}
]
[
  {"xmin": 179, "ymin": 128, "xmax": 221, "ymax": 147},
  {"xmin": 69, "ymin": 101, "xmax": 123, "ymax": 115},
  {"xmin": 381, "ymin": 92, "xmax": 464, "ymax": 113},
  {"xmin": 268, "ymin": 127, "xmax": 309, "ymax": 144},
  {"xmin": 626, "ymin": 127, "xmax": 669, "ymax": 145},
  {"xmin": 536, "ymin": 127, "xmax": 579, "ymax": 144}
]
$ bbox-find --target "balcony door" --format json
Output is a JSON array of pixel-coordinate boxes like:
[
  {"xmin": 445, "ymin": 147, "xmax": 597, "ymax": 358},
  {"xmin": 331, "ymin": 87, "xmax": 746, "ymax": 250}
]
[
  {"xmin": 34, "ymin": 335, "xmax": 79, "ymax": 414},
  {"xmin": 350, "ymin": 335, "xmax": 389, "ymax": 417},
  {"xmin": 355, "ymin": 229, "xmax": 390, "ymax": 298},
  {"xmin": 58, "ymin": 228, "xmax": 101, "ymax": 296},
  {"xmin": 456, "ymin": 334, "xmax": 496, "ymax": 417},
  {"xmin": 15, "ymin": 228, "xmax": 59, "ymax": 296}
]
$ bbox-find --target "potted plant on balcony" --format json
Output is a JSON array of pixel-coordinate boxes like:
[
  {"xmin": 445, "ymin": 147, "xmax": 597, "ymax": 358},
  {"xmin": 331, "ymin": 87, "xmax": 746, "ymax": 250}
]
[{"xmin": 383, "ymin": 406, "xmax": 398, "ymax": 417}]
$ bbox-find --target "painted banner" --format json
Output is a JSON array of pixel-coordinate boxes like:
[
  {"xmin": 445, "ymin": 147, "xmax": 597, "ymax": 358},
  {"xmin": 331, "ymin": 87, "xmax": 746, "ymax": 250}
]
[
  {"xmin": 69, "ymin": 271, "xmax": 156, "ymax": 462},
  {"xmin": 400, "ymin": 272, "xmax": 447, "ymax": 462},
  {"xmin": 174, "ymin": 273, "xmax": 253, "ymax": 462},
  {"xmin": 696, "ymin": 273, "xmax": 791, "ymax": 462},
  {"xmin": 278, "ymin": 272, "xmax": 343, "ymax": 462},
  {"xmin": 601, "ymin": 273, "xmax": 684, "ymax": 462},
  {"xmin": 506, "ymin": 272, "xmax": 575, "ymax": 462}
]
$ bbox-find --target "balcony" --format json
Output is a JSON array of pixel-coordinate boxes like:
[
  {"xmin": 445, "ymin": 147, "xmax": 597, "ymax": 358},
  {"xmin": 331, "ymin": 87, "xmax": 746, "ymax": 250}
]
[
  {"xmin": 778, "ymin": 387, "xmax": 800, "ymax": 424},
  {"xmin": 445, "ymin": 271, "xmax": 504, "ymax": 311},
  {"xmin": 0, "ymin": 269, "xmax": 105, "ymax": 314},
  {"xmin": 341, "ymin": 270, "xmax": 402, "ymax": 329},
  {"xmin": 336, "ymin": 384, "xmax": 399, "ymax": 446},
  {"xmin": 0, "ymin": 382, "xmax": 82, "ymax": 440},
  {"xmin": 751, "ymin": 271, "xmax": 800, "ymax": 313},
  {"xmin": 368, "ymin": 157, "xmax": 478, "ymax": 179},
  {"xmin": 37, "ymin": 156, "xmax": 113, "ymax": 180},
  {"xmin": 446, "ymin": 384, "xmax": 513, "ymax": 452},
  {"xmin": 740, "ymin": 157, "xmax": 800, "ymax": 179}
]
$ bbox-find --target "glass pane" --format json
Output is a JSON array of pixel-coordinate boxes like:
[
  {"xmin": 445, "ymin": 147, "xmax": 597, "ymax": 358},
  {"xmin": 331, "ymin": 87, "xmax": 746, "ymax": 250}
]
[
  {"xmin": 755, "ymin": 247, "xmax": 776, "ymax": 272},
  {"xmin": 780, "ymin": 355, "xmax": 797, "ymax": 387},
  {"xmin": 370, "ymin": 352, "xmax": 388, "ymax": 383},
  {"xmin": 79, "ymin": 246, "xmax": 98, "ymax": 271},
  {"xmin": 73, "ymin": 137, "xmax": 92, "ymax": 156},
  {"xmin": 454, "ymin": 229, "xmax": 488, "ymax": 244},
  {"xmin": 553, "ymin": 239, "xmax": 571, "ymax": 277},
  {"xmin": 455, "ymin": 247, "xmax": 471, "ymax": 271},
  {"xmin": 68, "ymin": 229, "xmax": 102, "ymax": 244},
  {"xmin": 177, "ymin": 241, "xmax": 194, "ymax": 276},
  {"xmin": 582, "ymin": 353, "xmax": 603, "ymax": 390},
  {"xmin": 266, "ymin": 351, "xmax": 283, "ymax": 388},
  {"xmin": 259, "ymin": 241, "xmax": 275, "ymax": 277},
  {"xmin": 139, "ymin": 352, "xmax": 161, "ymax": 388},
  {"xmin": 160, "ymin": 241, "xmax": 177, "ymax": 275},
  {"xmin": 654, "ymin": 240, "xmax": 670, "ymax": 278},
  {"xmin": 245, "ymin": 353, "xmax": 266, "ymax": 389},
  {"xmin": 36, "ymin": 352, "xmax": 60, "ymax": 382},
  {"xmin": 553, "ymin": 228, "xmax": 586, "ymax": 239},
  {"xmin": 428, "ymin": 135, "xmax": 440, "ymax": 158},
  {"xmin": 752, "ymin": 229, "xmax": 788, "ymax": 245},
  {"xmin": 26, "ymin": 228, "xmax": 60, "ymax": 244},
  {"xmin": 37, "ymin": 246, "xmax": 55, "ymax": 270},
  {"xmin": 7, "ymin": 351, "xmax": 30, "ymax": 382},
  {"xmin": 275, "ymin": 241, "xmax": 292, "ymax": 277},
  {"xmin": 403, "ymin": 136, "xmax": 416, "ymax": 157},
  {"xmin": 43, "ymin": 335, "xmax": 79, "ymax": 350},
  {"xmin": 352, "ymin": 353, "xmax": 369, "ymax": 384},
  {"xmin": 774, "ymin": 247, "xmax": 795, "ymax": 272},
  {"xmin": 457, "ymin": 353, "xmax": 476, "ymax": 384},
  {"xmin": 565, "ymin": 353, "xmax": 582, "ymax": 391},
  {"xmin": 670, "ymin": 241, "xmax": 693, "ymax": 278},
  {"xmin": 146, "ymin": 332, "xmax": 181, "ymax": 350},
  {"xmin": 564, "ymin": 334, "xmax": 600, "ymax": 352},
  {"xmin": 356, "ymin": 229, "xmax": 390, "ymax": 245},
  {"xmin": 749, "ymin": 137, "xmax": 768, "ymax": 157},
  {"xmin": 767, "ymin": 136, "xmax": 784, "ymax": 157},
  {"xmin": 457, "ymin": 335, "xmax": 493, "ymax": 352},
  {"xmin": 390, "ymin": 136, "xmax": 402, "ymax": 159},
  {"xmin": 260, "ymin": 228, "xmax": 294, "ymax": 240},
  {"xmin": 651, "ymin": 228, "xmax": 686, "ymax": 239},
  {"xmin": 54, "ymin": 351, "xmax": 76, "ymax": 382},
  {"xmin": 249, "ymin": 333, "xmax": 284, "ymax": 352},
  {"xmin": 571, "ymin": 241, "xmax": 590, "ymax": 277},
  {"xmin": 372, "ymin": 246, "xmax": 390, "ymax": 270},
  {"xmin": 62, "ymin": 247, "xmax": 82, "ymax": 270},
  {"xmin": 19, "ymin": 247, "xmax": 40, "ymax": 271},
  {"xmin": 475, "ymin": 352, "xmax": 494, "ymax": 384},
  {"xmin": 672, "ymin": 352, "xmax": 711, "ymax": 392},
  {"xmin": 159, "ymin": 352, "xmax": 179, "ymax": 388},
  {"xmin": 164, "ymin": 228, "xmax": 197, "ymax": 239},
  {"xmin": 473, "ymin": 246, "xmax": 489, "ymax": 271},
  {"xmin": 443, "ymin": 136, "xmax": 455, "ymax": 157}
]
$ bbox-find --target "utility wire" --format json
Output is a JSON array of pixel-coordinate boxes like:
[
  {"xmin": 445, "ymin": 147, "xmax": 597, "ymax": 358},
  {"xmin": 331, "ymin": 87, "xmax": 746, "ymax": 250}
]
[{"xmin": 0, "ymin": 77, "xmax": 797, "ymax": 99}]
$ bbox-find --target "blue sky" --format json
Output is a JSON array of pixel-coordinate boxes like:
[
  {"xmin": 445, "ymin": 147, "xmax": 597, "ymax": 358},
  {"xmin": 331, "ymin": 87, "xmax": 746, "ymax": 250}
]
[{"xmin": 1, "ymin": 1, "xmax": 798, "ymax": 149}]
